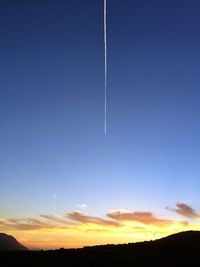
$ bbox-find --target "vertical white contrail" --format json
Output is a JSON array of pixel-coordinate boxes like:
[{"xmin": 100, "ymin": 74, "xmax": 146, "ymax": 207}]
[{"xmin": 104, "ymin": 0, "xmax": 107, "ymax": 135}]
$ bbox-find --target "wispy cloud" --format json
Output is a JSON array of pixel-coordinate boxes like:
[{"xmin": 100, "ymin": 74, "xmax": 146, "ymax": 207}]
[
  {"xmin": 0, "ymin": 218, "xmax": 56, "ymax": 231},
  {"xmin": 107, "ymin": 210, "xmax": 172, "ymax": 227},
  {"xmin": 166, "ymin": 203, "xmax": 199, "ymax": 219},
  {"xmin": 40, "ymin": 215, "xmax": 72, "ymax": 225},
  {"xmin": 67, "ymin": 211, "xmax": 121, "ymax": 227},
  {"xmin": 76, "ymin": 203, "xmax": 87, "ymax": 210}
]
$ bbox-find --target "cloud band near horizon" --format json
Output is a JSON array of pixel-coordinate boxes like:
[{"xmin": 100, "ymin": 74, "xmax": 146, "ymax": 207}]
[{"xmin": 0, "ymin": 202, "xmax": 198, "ymax": 232}]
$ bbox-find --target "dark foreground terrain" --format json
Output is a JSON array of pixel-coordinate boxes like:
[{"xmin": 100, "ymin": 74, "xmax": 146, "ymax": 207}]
[{"xmin": 0, "ymin": 231, "xmax": 200, "ymax": 267}]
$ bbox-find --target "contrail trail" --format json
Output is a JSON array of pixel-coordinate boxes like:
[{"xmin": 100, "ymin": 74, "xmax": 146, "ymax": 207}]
[{"xmin": 104, "ymin": 0, "xmax": 107, "ymax": 135}]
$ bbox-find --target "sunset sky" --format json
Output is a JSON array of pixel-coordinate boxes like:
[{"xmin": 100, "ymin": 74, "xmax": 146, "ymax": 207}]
[{"xmin": 1, "ymin": 0, "xmax": 200, "ymax": 249}]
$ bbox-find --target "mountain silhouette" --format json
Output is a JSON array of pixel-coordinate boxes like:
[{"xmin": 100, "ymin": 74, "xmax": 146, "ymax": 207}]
[
  {"xmin": 0, "ymin": 233, "xmax": 28, "ymax": 251},
  {"xmin": 0, "ymin": 231, "xmax": 200, "ymax": 266},
  {"xmin": 154, "ymin": 230, "xmax": 200, "ymax": 245}
]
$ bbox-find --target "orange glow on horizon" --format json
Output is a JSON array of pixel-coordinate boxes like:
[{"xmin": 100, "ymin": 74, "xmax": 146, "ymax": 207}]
[
  {"xmin": 1, "ymin": 204, "xmax": 200, "ymax": 250},
  {"xmin": 4, "ymin": 220, "xmax": 200, "ymax": 250}
]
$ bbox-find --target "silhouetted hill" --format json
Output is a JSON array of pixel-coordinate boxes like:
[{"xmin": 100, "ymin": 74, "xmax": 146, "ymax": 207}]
[
  {"xmin": 155, "ymin": 230, "xmax": 200, "ymax": 245},
  {"xmin": 0, "ymin": 231, "xmax": 200, "ymax": 266},
  {"xmin": 0, "ymin": 233, "xmax": 28, "ymax": 251}
]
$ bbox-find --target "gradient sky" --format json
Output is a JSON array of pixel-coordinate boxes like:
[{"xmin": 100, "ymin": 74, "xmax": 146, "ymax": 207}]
[{"xmin": 1, "ymin": 0, "xmax": 200, "ymax": 249}]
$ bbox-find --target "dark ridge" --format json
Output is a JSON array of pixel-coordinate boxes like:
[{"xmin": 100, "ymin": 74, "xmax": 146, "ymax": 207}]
[
  {"xmin": 0, "ymin": 231, "xmax": 200, "ymax": 266},
  {"xmin": 0, "ymin": 233, "xmax": 28, "ymax": 251},
  {"xmin": 154, "ymin": 230, "xmax": 200, "ymax": 244}
]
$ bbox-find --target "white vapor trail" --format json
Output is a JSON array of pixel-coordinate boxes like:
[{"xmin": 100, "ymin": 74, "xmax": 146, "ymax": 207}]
[{"xmin": 104, "ymin": 0, "xmax": 107, "ymax": 135}]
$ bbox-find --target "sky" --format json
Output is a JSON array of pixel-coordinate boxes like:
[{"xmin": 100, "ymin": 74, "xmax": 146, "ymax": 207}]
[{"xmin": 1, "ymin": 0, "xmax": 200, "ymax": 249}]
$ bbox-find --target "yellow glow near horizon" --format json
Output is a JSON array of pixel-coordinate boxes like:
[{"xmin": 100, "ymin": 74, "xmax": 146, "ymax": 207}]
[{"xmin": 3, "ymin": 220, "xmax": 200, "ymax": 250}]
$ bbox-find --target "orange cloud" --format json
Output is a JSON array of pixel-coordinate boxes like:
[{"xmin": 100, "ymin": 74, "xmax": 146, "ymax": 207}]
[
  {"xmin": 107, "ymin": 210, "xmax": 172, "ymax": 227},
  {"xmin": 167, "ymin": 203, "xmax": 199, "ymax": 219},
  {"xmin": 40, "ymin": 215, "xmax": 72, "ymax": 225},
  {"xmin": 67, "ymin": 211, "xmax": 121, "ymax": 227},
  {"xmin": 0, "ymin": 218, "xmax": 55, "ymax": 231},
  {"xmin": 0, "ymin": 216, "xmax": 75, "ymax": 231}
]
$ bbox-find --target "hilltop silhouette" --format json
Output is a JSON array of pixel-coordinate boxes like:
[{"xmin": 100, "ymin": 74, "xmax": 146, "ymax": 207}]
[
  {"xmin": 0, "ymin": 231, "xmax": 200, "ymax": 266},
  {"xmin": 0, "ymin": 233, "xmax": 28, "ymax": 251}
]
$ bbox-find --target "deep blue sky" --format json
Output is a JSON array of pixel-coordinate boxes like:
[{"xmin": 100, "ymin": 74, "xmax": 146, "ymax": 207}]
[{"xmin": 1, "ymin": 0, "xmax": 200, "ymax": 219}]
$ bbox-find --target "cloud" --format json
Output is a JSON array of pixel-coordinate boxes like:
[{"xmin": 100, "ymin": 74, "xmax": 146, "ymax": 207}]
[
  {"xmin": 0, "ymin": 218, "xmax": 56, "ymax": 231},
  {"xmin": 76, "ymin": 203, "xmax": 87, "ymax": 210},
  {"xmin": 67, "ymin": 211, "xmax": 121, "ymax": 227},
  {"xmin": 40, "ymin": 215, "xmax": 72, "ymax": 225},
  {"xmin": 0, "ymin": 211, "xmax": 120, "ymax": 231},
  {"xmin": 107, "ymin": 210, "xmax": 172, "ymax": 227},
  {"xmin": 167, "ymin": 203, "xmax": 199, "ymax": 219},
  {"xmin": 0, "ymin": 202, "xmax": 197, "ymax": 233},
  {"xmin": 0, "ymin": 215, "xmax": 75, "ymax": 231}
]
